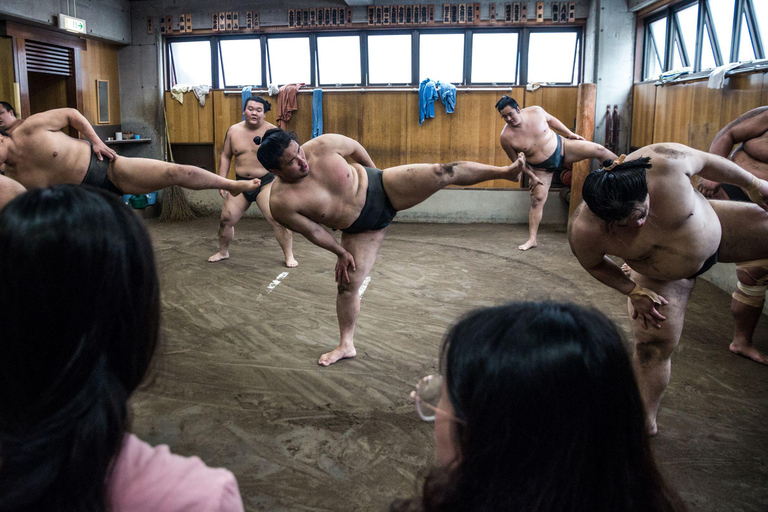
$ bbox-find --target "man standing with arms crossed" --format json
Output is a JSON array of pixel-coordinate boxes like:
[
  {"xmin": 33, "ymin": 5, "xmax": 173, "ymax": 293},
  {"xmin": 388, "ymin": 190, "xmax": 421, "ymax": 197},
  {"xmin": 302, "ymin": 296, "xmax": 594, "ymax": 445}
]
[
  {"xmin": 496, "ymin": 95, "xmax": 616, "ymax": 250},
  {"xmin": 208, "ymin": 97, "xmax": 296, "ymax": 267}
]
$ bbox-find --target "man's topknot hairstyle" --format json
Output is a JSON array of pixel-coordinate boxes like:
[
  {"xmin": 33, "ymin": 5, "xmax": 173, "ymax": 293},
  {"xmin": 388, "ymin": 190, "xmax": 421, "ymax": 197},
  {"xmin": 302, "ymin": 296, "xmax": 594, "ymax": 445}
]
[
  {"xmin": 254, "ymin": 128, "xmax": 299, "ymax": 171},
  {"xmin": 581, "ymin": 157, "xmax": 653, "ymax": 225},
  {"xmin": 495, "ymin": 95, "xmax": 520, "ymax": 112},
  {"xmin": 244, "ymin": 96, "xmax": 271, "ymax": 113}
]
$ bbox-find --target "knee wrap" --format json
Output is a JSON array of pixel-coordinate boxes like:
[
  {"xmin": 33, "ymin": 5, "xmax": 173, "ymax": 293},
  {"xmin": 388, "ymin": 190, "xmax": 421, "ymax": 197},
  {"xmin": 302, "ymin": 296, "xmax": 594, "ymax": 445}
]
[{"xmin": 733, "ymin": 281, "xmax": 768, "ymax": 307}]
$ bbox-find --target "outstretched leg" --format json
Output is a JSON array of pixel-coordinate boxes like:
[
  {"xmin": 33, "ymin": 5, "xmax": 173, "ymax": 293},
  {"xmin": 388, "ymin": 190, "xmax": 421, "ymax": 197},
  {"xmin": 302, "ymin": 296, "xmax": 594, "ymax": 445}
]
[
  {"xmin": 730, "ymin": 262, "xmax": 768, "ymax": 365},
  {"xmin": 381, "ymin": 156, "xmax": 526, "ymax": 212},
  {"xmin": 256, "ymin": 184, "xmax": 297, "ymax": 268},
  {"xmin": 519, "ymin": 168, "xmax": 552, "ymax": 251},
  {"xmin": 562, "ymin": 138, "xmax": 617, "ymax": 166},
  {"xmin": 209, "ymin": 192, "xmax": 250, "ymax": 262},
  {"xmin": 108, "ymin": 157, "xmax": 260, "ymax": 196},
  {"xmin": 320, "ymin": 228, "xmax": 387, "ymax": 366},
  {"xmin": 628, "ymin": 272, "xmax": 694, "ymax": 435}
]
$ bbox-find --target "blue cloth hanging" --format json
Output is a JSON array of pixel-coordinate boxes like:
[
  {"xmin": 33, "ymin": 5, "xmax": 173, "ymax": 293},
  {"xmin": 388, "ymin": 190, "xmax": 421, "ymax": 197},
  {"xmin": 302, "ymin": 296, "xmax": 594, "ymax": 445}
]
[
  {"xmin": 436, "ymin": 81, "xmax": 457, "ymax": 114},
  {"xmin": 312, "ymin": 88, "xmax": 323, "ymax": 138},
  {"xmin": 419, "ymin": 78, "xmax": 438, "ymax": 125},
  {"xmin": 241, "ymin": 86, "xmax": 252, "ymax": 120}
]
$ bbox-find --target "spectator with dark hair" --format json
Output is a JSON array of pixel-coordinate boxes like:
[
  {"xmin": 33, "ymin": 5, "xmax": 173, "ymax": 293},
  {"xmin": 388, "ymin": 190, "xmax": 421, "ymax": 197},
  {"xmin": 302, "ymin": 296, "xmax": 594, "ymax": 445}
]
[
  {"xmin": 0, "ymin": 185, "xmax": 244, "ymax": 512},
  {"xmin": 393, "ymin": 301, "xmax": 686, "ymax": 512},
  {"xmin": 569, "ymin": 143, "xmax": 768, "ymax": 434}
]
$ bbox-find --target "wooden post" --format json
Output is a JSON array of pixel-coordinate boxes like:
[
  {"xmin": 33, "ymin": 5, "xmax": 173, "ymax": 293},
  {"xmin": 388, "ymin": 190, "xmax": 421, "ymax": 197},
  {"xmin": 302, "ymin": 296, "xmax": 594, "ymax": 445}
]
[{"xmin": 569, "ymin": 83, "xmax": 597, "ymax": 218}]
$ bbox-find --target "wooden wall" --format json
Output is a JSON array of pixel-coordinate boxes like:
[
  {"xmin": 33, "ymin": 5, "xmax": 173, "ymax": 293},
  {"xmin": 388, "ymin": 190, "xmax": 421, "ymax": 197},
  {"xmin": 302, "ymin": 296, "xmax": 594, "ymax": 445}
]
[
  {"xmin": 631, "ymin": 70, "xmax": 768, "ymax": 152},
  {"xmin": 166, "ymin": 86, "xmax": 583, "ymax": 189},
  {"xmin": 80, "ymin": 39, "xmax": 121, "ymax": 126},
  {"xmin": 0, "ymin": 37, "xmax": 14, "ymax": 110}
]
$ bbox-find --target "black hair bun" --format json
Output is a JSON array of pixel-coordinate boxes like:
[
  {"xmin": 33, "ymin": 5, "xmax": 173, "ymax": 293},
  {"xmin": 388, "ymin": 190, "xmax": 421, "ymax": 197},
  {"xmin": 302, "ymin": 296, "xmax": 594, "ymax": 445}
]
[{"xmin": 602, "ymin": 159, "xmax": 614, "ymax": 169}]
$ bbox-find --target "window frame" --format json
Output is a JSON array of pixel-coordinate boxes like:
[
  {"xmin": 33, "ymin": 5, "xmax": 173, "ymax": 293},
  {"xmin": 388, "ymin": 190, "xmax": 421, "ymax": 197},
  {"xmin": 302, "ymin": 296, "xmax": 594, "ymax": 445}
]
[
  {"xmin": 216, "ymin": 34, "xmax": 267, "ymax": 88},
  {"xmin": 315, "ymin": 32, "xmax": 364, "ymax": 86},
  {"xmin": 467, "ymin": 28, "xmax": 522, "ymax": 85}
]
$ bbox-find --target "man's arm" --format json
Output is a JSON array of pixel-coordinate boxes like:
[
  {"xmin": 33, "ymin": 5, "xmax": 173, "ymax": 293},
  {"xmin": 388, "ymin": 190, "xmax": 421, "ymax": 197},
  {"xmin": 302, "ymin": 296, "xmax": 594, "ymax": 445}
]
[
  {"xmin": 271, "ymin": 199, "xmax": 356, "ymax": 283},
  {"xmin": 319, "ymin": 134, "xmax": 375, "ymax": 168},
  {"xmin": 543, "ymin": 109, "xmax": 584, "ymax": 140},
  {"xmin": 500, "ymin": 134, "xmax": 539, "ymax": 185},
  {"xmin": 217, "ymin": 128, "xmax": 234, "ymax": 198},
  {"xmin": 696, "ymin": 151, "xmax": 768, "ymax": 209},
  {"xmin": 29, "ymin": 108, "xmax": 117, "ymax": 162}
]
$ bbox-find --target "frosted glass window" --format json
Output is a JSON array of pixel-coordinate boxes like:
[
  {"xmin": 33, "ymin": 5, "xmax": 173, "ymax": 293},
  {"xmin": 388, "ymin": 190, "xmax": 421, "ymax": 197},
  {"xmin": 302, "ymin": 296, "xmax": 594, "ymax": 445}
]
[
  {"xmin": 701, "ymin": 28, "xmax": 718, "ymax": 70},
  {"xmin": 169, "ymin": 41, "xmax": 211, "ymax": 86},
  {"xmin": 672, "ymin": 40, "xmax": 684, "ymax": 69},
  {"xmin": 676, "ymin": 3, "xmax": 699, "ymax": 64},
  {"xmin": 709, "ymin": 0, "xmax": 736, "ymax": 62},
  {"xmin": 737, "ymin": 12, "xmax": 756, "ymax": 62},
  {"xmin": 471, "ymin": 32, "xmax": 518, "ymax": 84},
  {"xmin": 755, "ymin": 0, "xmax": 768, "ymax": 49},
  {"xmin": 368, "ymin": 34, "xmax": 412, "ymax": 84},
  {"xmin": 219, "ymin": 39, "xmax": 262, "ymax": 87},
  {"xmin": 267, "ymin": 37, "xmax": 311, "ymax": 85},
  {"xmin": 645, "ymin": 18, "xmax": 667, "ymax": 79},
  {"xmin": 419, "ymin": 33, "xmax": 465, "ymax": 83},
  {"xmin": 528, "ymin": 32, "xmax": 579, "ymax": 83},
  {"xmin": 317, "ymin": 35, "xmax": 361, "ymax": 85}
]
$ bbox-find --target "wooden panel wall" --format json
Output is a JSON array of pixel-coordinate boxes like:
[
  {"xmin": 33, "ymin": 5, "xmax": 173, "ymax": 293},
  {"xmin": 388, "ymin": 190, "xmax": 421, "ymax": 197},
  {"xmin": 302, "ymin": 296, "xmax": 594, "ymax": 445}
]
[
  {"xmin": 167, "ymin": 86, "xmax": 584, "ymax": 190},
  {"xmin": 80, "ymin": 39, "xmax": 120, "ymax": 126},
  {"xmin": 631, "ymin": 70, "xmax": 768, "ymax": 152},
  {"xmin": 0, "ymin": 37, "xmax": 15, "ymax": 110}
]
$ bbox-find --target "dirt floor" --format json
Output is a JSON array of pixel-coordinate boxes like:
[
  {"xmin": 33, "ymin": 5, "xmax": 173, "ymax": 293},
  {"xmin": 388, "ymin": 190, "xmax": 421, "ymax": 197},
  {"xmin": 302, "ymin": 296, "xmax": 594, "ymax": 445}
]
[{"xmin": 130, "ymin": 217, "xmax": 768, "ymax": 512}]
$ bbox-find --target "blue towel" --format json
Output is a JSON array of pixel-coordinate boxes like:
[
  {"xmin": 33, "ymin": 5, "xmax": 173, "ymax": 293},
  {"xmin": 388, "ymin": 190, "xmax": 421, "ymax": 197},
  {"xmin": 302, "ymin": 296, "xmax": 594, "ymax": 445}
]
[
  {"xmin": 312, "ymin": 88, "xmax": 323, "ymax": 138},
  {"xmin": 419, "ymin": 78, "xmax": 438, "ymax": 125},
  {"xmin": 436, "ymin": 81, "xmax": 457, "ymax": 114},
  {"xmin": 241, "ymin": 86, "xmax": 252, "ymax": 120}
]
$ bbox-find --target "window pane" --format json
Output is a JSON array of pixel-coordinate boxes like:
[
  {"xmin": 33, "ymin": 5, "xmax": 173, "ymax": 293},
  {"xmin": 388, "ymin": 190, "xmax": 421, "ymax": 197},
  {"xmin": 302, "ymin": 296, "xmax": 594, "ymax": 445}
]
[
  {"xmin": 672, "ymin": 39, "xmax": 685, "ymax": 69},
  {"xmin": 645, "ymin": 18, "xmax": 667, "ymax": 79},
  {"xmin": 701, "ymin": 28, "xmax": 718, "ymax": 70},
  {"xmin": 471, "ymin": 32, "xmax": 518, "ymax": 83},
  {"xmin": 368, "ymin": 34, "xmax": 411, "ymax": 84},
  {"xmin": 737, "ymin": 12, "xmax": 756, "ymax": 61},
  {"xmin": 709, "ymin": 0, "xmax": 736, "ymax": 62},
  {"xmin": 676, "ymin": 3, "xmax": 699, "ymax": 63},
  {"xmin": 317, "ymin": 35, "xmax": 361, "ymax": 85},
  {"xmin": 528, "ymin": 32, "xmax": 579, "ymax": 83},
  {"xmin": 169, "ymin": 41, "xmax": 211, "ymax": 86},
  {"xmin": 267, "ymin": 37, "xmax": 311, "ymax": 85},
  {"xmin": 756, "ymin": 0, "xmax": 768, "ymax": 48},
  {"xmin": 219, "ymin": 39, "xmax": 262, "ymax": 87},
  {"xmin": 419, "ymin": 33, "xmax": 464, "ymax": 83}
]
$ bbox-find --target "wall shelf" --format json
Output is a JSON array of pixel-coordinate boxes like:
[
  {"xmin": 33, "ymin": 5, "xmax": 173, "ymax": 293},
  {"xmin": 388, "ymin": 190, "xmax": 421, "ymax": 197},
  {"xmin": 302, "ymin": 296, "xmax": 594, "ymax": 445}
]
[{"xmin": 105, "ymin": 138, "xmax": 152, "ymax": 144}]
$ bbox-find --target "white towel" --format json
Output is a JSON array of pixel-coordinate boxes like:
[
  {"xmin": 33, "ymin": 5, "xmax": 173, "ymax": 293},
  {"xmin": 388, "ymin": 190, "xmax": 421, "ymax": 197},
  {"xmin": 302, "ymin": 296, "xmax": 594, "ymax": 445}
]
[
  {"xmin": 707, "ymin": 63, "xmax": 741, "ymax": 89},
  {"xmin": 170, "ymin": 84, "xmax": 191, "ymax": 104},
  {"xmin": 192, "ymin": 85, "xmax": 211, "ymax": 106}
]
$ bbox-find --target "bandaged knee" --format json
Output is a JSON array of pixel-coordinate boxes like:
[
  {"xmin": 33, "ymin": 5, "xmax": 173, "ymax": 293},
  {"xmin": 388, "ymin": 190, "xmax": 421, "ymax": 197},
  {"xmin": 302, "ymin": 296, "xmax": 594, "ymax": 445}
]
[
  {"xmin": 733, "ymin": 282, "xmax": 768, "ymax": 307},
  {"xmin": 745, "ymin": 175, "xmax": 765, "ymax": 204},
  {"xmin": 628, "ymin": 284, "xmax": 662, "ymax": 305}
]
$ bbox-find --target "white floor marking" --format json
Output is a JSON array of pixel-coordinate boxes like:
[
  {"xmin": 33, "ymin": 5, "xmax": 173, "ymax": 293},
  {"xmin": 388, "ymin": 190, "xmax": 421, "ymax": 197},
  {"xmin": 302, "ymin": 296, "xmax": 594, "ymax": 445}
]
[
  {"xmin": 358, "ymin": 276, "xmax": 371, "ymax": 298},
  {"xmin": 267, "ymin": 271, "xmax": 289, "ymax": 292}
]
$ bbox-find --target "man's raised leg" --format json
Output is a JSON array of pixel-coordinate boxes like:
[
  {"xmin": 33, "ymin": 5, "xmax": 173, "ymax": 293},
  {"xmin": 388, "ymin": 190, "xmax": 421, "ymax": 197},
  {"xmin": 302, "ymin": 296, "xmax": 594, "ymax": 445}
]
[
  {"xmin": 109, "ymin": 157, "xmax": 260, "ymax": 195},
  {"xmin": 320, "ymin": 228, "xmax": 387, "ymax": 366},
  {"xmin": 562, "ymin": 138, "xmax": 617, "ymax": 166},
  {"xmin": 209, "ymin": 192, "xmax": 250, "ymax": 262},
  {"xmin": 255, "ymin": 184, "xmax": 297, "ymax": 268},
  {"xmin": 628, "ymin": 272, "xmax": 694, "ymax": 436},
  {"xmin": 381, "ymin": 157, "xmax": 525, "ymax": 211},
  {"xmin": 519, "ymin": 169, "xmax": 552, "ymax": 251}
]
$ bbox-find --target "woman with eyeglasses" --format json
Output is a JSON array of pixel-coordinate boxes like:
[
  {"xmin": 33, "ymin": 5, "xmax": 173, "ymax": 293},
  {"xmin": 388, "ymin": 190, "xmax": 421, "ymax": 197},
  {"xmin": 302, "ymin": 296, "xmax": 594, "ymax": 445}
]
[
  {"xmin": 393, "ymin": 302, "xmax": 686, "ymax": 512},
  {"xmin": 0, "ymin": 185, "xmax": 244, "ymax": 512}
]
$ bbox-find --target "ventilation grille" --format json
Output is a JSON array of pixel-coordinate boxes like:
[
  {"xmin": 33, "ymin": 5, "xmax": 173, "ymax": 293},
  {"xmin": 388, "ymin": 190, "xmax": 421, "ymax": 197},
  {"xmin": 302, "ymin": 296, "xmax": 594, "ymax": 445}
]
[{"xmin": 25, "ymin": 40, "xmax": 74, "ymax": 76}]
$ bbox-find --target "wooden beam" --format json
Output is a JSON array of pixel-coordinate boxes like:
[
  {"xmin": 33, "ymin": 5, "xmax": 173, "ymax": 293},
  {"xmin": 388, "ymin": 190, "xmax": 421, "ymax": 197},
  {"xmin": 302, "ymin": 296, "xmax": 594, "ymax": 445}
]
[{"xmin": 569, "ymin": 82, "xmax": 596, "ymax": 217}]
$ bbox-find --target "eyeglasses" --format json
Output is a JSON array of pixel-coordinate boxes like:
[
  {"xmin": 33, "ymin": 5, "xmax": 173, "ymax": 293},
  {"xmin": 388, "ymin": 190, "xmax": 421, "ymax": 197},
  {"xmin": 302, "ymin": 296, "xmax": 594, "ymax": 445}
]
[{"xmin": 410, "ymin": 374, "xmax": 465, "ymax": 424}]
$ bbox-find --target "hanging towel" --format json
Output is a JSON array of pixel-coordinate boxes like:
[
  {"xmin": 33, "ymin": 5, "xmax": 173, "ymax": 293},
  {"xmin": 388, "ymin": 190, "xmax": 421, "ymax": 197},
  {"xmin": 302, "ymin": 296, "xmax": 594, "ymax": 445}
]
[
  {"xmin": 277, "ymin": 84, "xmax": 301, "ymax": 130},
  {"xmin": 241, "ymin": 86, "xmax": 253, "ymax": 120},
  {"xmin": 170, "ymin": 84, "xmax": 191, "ymax": 104},
  {"xmin": 192, "ymin": 85, "xmax": 211, "ymax": 107},
  {"xmin": 268, "ymin": 83, "xmax": 279, "ymax": 96},
  {"xmin": 312, "ymin": 88, "xmax": 323, "ymax": 138},
  {"xmin": 707, "ymin": 63, "xmax": 741, "ymax": 89},
  {"xmin": 436, "ymin": 81, "xmax": 456, "ymax": 114},
  {"xmin": 419, "ymin": 78, "xmax": 438, "ymax": 125}
]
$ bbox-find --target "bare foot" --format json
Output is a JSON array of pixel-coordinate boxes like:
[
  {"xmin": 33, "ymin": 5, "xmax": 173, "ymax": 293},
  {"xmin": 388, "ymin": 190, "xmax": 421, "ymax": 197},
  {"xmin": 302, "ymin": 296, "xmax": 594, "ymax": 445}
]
[
  {"xmin": 518, "ymin": 240, "xmax": 537, "ymax": 251},
  {"xmin": 230, "ymin": 178, "xmax": 261, "ymax": 196},
  {"xmin": 621, "ymin": 263, "xmax": 632, "ymax": 277},
  {"xmin": 729, "ymin": 342, "xmax": 768, "ymax": 365},
  {"xmin": 285, "ymin": 257, "xmax": 298, "ymax": 268},
  {"xmin": 507, "ymin": 152, "xmax": 527, "ymax": 179},
  {"xmin": 208, "ymin": 251, "xmax": 230, "ymax": 262},
  {"xmin": 318, "ymin": 345, "xmax": 356, "ymax": 366}
]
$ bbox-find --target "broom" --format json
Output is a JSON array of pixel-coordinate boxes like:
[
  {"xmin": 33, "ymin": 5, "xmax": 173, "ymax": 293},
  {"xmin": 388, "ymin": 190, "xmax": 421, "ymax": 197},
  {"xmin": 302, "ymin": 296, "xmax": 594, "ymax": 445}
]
[{"xmin": 159, "ymin": 107, "xmax": 197, "ymax": 222}]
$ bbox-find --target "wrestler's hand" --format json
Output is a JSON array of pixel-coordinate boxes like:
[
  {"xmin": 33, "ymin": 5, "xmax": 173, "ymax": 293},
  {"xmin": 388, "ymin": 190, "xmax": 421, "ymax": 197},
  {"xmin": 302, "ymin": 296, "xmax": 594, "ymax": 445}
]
[
  {"xmin": 335, "ymin": 251, "xmax": 356, "ymax": 284},
  {"xmin": 92, "ymin": 140, "xmax": 117, "ymax": 161},
  {"xmin": 568, "ymin": 133, "xmax": 586, "ymax": 141},
  {"xmin": 697, "ymin": 178, "xmax": 722, "ymax": 198},
  {"xmin": 629, "ymin": 294, "xmax": 669, "ymax": 330},
  {"xmin": 219, "ymin": 189, "xmax": 229, "ymax": 199}
]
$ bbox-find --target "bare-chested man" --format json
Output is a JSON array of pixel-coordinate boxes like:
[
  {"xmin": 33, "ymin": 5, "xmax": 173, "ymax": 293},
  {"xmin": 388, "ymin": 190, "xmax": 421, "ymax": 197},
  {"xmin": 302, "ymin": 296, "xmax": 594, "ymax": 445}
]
[
  {"xmin": 208, "ymin": 97, "xmax": 296, "ymax": 267},
  {"xmin": 496, "ymin": 95, "xmax": 617, "ymax": 250},
  {"xmin": 696, "ymin": 107, "xmax": 768, "ymax": 365},
  {"xmin": 569, "ymin": 143, "xmax": 768, "ymax": 434},
  {"xmin": 256, "ymin": 128, "xmax": 527, "ymax": 366},
  {"xmin": 0, "ymin": 103, "xmax": 260, "ymax": 196}
]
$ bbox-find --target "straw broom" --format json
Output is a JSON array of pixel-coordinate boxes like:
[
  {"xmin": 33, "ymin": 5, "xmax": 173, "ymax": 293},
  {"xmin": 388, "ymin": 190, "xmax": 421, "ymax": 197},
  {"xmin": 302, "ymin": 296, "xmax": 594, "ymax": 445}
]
[{"xmin": 159, "ymin": 107, "xmax": 197, "ymax": 222}]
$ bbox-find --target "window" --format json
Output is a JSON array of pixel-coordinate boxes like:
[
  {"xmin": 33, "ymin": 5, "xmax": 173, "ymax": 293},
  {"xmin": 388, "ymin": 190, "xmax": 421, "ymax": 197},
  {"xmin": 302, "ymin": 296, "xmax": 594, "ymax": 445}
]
[
  {"xmin": 169, "ymin": 41, "xmax": 211, "ymax": 86},
  {"xmin": 368, "ymin": 34, "xmax": 411, "ymax": 84},
  {"xmin": 709, "ymin": 0, "xmax": 737, "ymax": 62},
  {"xmin": 676, "ymin": 3, "xmax": 699, "ymax": 67},
  {"xmin": 219, "ymin": 38, "xmax": 262, "ymax": 87},
  {"xmin": 528, "ymin": 32, "xmax": 579, "ymax": 84},
  {"xmin": 317, "ymin": 35, "xmax": 361, "ymax": 85},
  {"xmin": 266, "ymin": 37, "xmax": 311, "ymax": 85},
  {"xmin": 419, "ymin": 33, "xmax": 464, "ymax": 83},
  {"xmin": 756, "ymin": 0, "xmax": 768, "ymax": 40},
  {"xmin": 471, "ymin": 32, "xmax": 518, "ymax": 84}
]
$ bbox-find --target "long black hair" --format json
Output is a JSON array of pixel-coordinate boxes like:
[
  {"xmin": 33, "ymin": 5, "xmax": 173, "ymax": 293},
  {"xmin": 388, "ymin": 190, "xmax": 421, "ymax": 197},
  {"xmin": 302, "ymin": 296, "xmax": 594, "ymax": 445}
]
[
  {"xmin": 582, "ymin": 157, "xmax": 653, "ymax": 225},
  {"xmin": 392, "ymin": 302, "xmax": 685, "ymax": 512},
  {"xmin": 254, "ymin": 128, "xmax": 298, "ymax": 171},
  {"xmin": 0, "ymin": 185, "xmax": 160, "ymax": 511}
]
